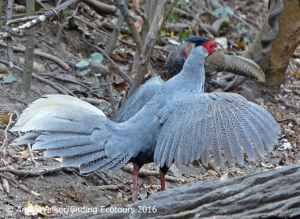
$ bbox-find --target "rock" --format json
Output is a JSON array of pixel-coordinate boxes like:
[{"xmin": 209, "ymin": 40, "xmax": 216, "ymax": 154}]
[{"xmin": 91, "ymin": 195, "xmax": 110, "ymax": 207}]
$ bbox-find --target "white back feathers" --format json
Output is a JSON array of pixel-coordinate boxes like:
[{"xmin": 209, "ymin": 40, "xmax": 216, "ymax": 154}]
[{"xmin": 11, "ymin": 95, "xmax": 105, "ymax": 132}]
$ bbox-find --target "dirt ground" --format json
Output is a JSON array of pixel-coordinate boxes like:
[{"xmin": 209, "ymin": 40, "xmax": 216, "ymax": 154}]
[{"xmin": 0, "ymin": 0, "xmax": 299, "ymax": 218}]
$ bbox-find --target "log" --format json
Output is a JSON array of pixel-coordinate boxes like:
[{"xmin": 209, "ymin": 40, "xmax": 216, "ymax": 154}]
[{"xmin": 62, "ymin": 162, "xmax": 300, "ymax": 218}]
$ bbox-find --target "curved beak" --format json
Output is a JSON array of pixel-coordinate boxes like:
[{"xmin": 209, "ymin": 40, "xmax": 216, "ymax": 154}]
[{"xmin": 214, "ymin": 45, "xmax": 222, "ymax": 51}]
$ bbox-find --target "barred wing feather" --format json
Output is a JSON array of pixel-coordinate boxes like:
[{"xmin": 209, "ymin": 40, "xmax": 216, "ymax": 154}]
[{"xmin": 154, "ymin": 92, "xmax": 280, "ymax": 168}]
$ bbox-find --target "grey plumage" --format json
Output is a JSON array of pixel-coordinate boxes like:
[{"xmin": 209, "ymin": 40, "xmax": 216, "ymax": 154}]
[{"xmin": 11, "ymin": 41, "xmax": 280, "ymax": 178}]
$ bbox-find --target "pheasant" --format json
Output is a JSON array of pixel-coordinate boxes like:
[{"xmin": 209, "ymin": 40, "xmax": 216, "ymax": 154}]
[{"xmin": 11, "ymin": 37, "xmax": 280, "ymax": 202}]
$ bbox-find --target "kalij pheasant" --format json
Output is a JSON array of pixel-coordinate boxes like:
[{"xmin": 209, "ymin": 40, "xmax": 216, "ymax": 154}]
[{"xmin": 12, "ymin": 37, "xmax": 280, "ymax": 202}]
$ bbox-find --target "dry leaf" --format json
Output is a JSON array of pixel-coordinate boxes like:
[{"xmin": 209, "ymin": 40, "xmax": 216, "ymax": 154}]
[
  {"xmin": 48, "ymin": 197, "xmax": 56, "ymax": 204},
  {"xmin": 67, "ymin": 186, "xmax": 81, "ymax": 202},
  {"xmin": 236, "ymin": 41, "xmax": 245, "ymax": 49},
  {"xmin": 0, "ymin": 110, "xmax": 11, "ymax": 125},
  {"xmin": 67, "ymin": 186, "xmax": 77, "ymax": 199},
  {"xmin": 111, "ymin": 50, "xmax": 127, "ymax": 63},
  {"xmin": 129, "ymin": 70, "xmax": 137, "ymax": 78},
  {"xmin": 134, "ymin": 19, "xmax": 143, "ymax": 32},
  {"xmin": 16, "ymin": 151, "xmax": 31, "ymax": 159},
  {"xmin": 220, "ymin": 172, "xmax": 229, "ymax": 180},
  {"xmin": 294, "ymin": 72, "xmax": 300, "ymax": 77},
  {"xmin": 113, "ymin": 81, "xmax": 128, "ymax": 92}
]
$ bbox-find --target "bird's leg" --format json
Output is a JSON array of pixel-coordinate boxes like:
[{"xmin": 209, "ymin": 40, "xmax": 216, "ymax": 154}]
[
  {"xmin": 132, "ymin": 163, "xmax": 141, "ymax": 202},
  {"xmin": 159, "ymin": 169, "xmax": 166, "ymax": 191},
  {"xmin": 159, "ymin": 165, "xmax": 169, "ymax": 191}
]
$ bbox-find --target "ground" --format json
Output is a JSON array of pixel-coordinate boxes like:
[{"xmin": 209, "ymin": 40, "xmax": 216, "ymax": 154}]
[{"xmin": 0, "ymin": 0, "xmax": 299, "ymax": 218}]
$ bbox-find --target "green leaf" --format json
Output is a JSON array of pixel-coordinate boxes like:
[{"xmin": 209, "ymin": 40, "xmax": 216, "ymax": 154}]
[
  {"xmin": 98, "ymin": 102, "xmax": 109, "ymax": 110},
  {"xmin": 178, "ymin": 31, "xmax": 184, "ymax": 42},
  {"xmin": 75, "ymin": 60, "xmax": 90, "ymax": 68},
  {"xmin": 3, "ymin": 76, "xmax": 16, "ymax": 83},
  {"xmin": 221, "ymin": 21, "xmax": 229, "ymax": 27},
  {"xmin": 89, "ymin": 53, "xmax": 103, "ymax": 65},
  {"xmin": 213, "ymin": 6, "xmax": 234, "ymax": 16},
  {"xmin": 176, "ymin": 3, "xmax": 182, "ymax": 9},
  {"xmin": 183, "ymin": 30, "xmax": 190, "ymax": 38},
  {"xmin": 167, "ymin": 12, "xmax": 174, "ymax": 23},
  {"xmin": 236, "ymin": 26, "xmax": 243, "ymax": 34},
  {"xmin": 243, "ymin": 36, "xmax": 252, "ymax": 43},
  {"xmin": 174, "ymin": 13, "xmax": 178, "ymax": 23},
  {"xmin": 77, "ymin": 69, "xmax": 91, "ymax": 76}
]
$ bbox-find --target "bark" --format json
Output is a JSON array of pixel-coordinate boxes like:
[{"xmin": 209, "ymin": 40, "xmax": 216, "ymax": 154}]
[
  {"xmin": 131, "ymin": 0, "xmax": 157, "ymax": 72},
  {"xmin": 0, "ymin": 0, "xmax": 80, "ymax": 39},
  {"xmin": 244, "ymin": 0, "xmax": 300, "ymax": 91},
  {"xmin": 5, "ymin": 0, "xmax": 14, "ymax": 65},
  {"xmin": 20, "ymin": 0, "xmax": 35, "ymax": 97},
  {"xmin": 0, "ymin": 0, "xmax": 4, "ymax": 29},
  {"xmin": 104, "ymin": 0, "xmax": 130, "ymax": 58},
  {"xmin": 81, "ymin": 0, "xmax": 117, "ymax": 15},
  {"xmin": 127, "ymin": 0, "xmax": 169, "ymax": 96},
  {"xmin": 62, "ymin": 162, "xmax": 300, "ymax": 219}
]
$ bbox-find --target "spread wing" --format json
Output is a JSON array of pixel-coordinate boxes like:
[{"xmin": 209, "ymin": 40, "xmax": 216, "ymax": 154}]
[
  {"xmin": 114, "ymin": 76, "xmax": 164, "ymax": 122},
  {"xmin": 154, "ymin": 92, "xmax": 281, "ymax": 168}
]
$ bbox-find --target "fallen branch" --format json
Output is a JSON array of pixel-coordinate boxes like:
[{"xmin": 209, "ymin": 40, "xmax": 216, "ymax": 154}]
[
  {"xmin": 0, "ymin": 0, "xmax": 80, "ymax": 39},
  {"xmin": 0, "ymin": 166, "xmax": 75, "ymax": 177},
  {"xmin": 62, "ymin": 163, "xmax": 300, "ymax": 219},
  {"xmin": 0, "ymin": 59, "xmax": 69, "ymax": 94},
  {"xmin": 37, "ymin": 73, "xmax": 91, "ymax": 91},
  {"xmin": 0, "ymin": 42, "xmax": 71, "ymax": 71}
]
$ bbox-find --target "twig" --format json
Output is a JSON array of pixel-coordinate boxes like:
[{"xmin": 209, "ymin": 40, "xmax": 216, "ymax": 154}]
[
  {"xmin": 94, "ymin": 185, "xmax": 119, "ymax": 190},
  {"xmin": 54, "ymin": 82, "xmax": 76, "ymax": 96},
  {"xmin": 114, "ymin": 0, "xmax": 143, "ymax": 54},
  {"xmin": 0, "ymin": 42, "xmax": 71, "ymax": 71},
  {"xmin": 104, "ymin": 0, "xmax": 130, "ymax": 57},
  {"xmin": 0, "ymin": 111, "xmax": 14, "ymax": 150},
  {"xmin": 11, "ymin": 97, "xmax": 29, "ymax": 105},
  {"xmin": 128, "ymin": 0, "xmax": 169, "ymax": 96},
  {"xmin": 5, "ymin": 0, "xmax": 14, "ymax": 68},
  {"xmin": 0, "ymin": 59, "xmax": 69, "ymax": 94},
  {"xmin": 106, "ymin": 75, "xmax": 117, "ymax": 117},
  {"xmin": 0, "ymin": 173, "xmax": 31, "ymax": 194},
  {"xmin": 93, "ymin": 172, "xmax": 110, "ymax": 185},
  {"xmin": 0, "ymin": 166, "xmax": 76, "ymax": 177},
  {"xmin": 0, "ymin": 87, "xmax": 23, "ymax": 112},
  {"xmin": 122, "ymin": 164, "xmax": 183, "ymax": 182},
  {"xmin": 6, "ymin": 15, "xmax": 37, "ymax": 26},
  {"xmin": 37, "ymin": 73, "xmax": 91, "ymax": 91},
  {"xmin": 80, "ymin": 97, "xmax": 110, "ymax": 106}
]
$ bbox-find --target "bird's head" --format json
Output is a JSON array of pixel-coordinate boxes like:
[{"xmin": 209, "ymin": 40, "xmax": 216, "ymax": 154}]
[{"xmin": 183, "ymin": 37, "xmax": 218, "ymax": 55}]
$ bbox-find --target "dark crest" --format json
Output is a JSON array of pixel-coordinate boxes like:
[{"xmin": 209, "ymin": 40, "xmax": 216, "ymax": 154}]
[{"xmin": 182, "ymin": 37, "xmax": 209, "ymax": 47}]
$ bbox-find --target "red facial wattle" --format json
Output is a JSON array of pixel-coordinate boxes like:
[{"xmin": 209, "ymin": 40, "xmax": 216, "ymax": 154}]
[{"xmin": 203, "ymin": 41, "xmax": 218, "ymax": 54}]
